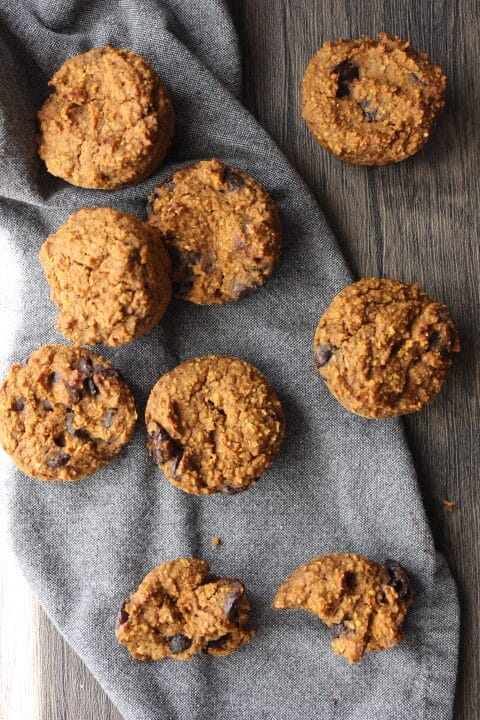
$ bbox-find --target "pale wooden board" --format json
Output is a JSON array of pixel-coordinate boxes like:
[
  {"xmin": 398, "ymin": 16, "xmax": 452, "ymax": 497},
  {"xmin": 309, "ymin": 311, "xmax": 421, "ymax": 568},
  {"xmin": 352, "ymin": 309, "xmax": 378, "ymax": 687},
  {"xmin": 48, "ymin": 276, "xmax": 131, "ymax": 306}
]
[{"xmin": 1, "ymin": 1, "xmax": 478, "ymax": 717}]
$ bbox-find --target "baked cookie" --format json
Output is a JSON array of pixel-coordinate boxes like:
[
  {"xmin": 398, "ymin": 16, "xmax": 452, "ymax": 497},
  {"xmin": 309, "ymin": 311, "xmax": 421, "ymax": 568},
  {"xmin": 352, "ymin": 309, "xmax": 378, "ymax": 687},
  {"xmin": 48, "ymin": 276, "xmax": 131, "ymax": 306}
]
[
  {"xmin": 301, "ymin": 33, "xmax": 446, "ymax": 164},
  {"xmin": 40, "ymin": 208, "xmax": 172, "ymax": 347},
  {"xmin": 313, "ymin": 278, "xmax": 460, "ymax": 418},
  {"xmin": 37, "ymin": 47, "xmax": 174, "ymax": 188},
  {"xmin": 116, "ymin": 558, "xmax": 254, "ymax": 660},
  {"xmin": 146, "ymin": 158, "xmax": 281, "ymax": 304},
  {"xmin": 272, "ymin": 554, "xmax": 412, "ymax": 663},
  {"xmin": 0, "ymin": 344, "xmax": 136, "ymax": 481},
  {"xmin": 145, "ymin": 355, "xmax": 285, "ymax": 495}
]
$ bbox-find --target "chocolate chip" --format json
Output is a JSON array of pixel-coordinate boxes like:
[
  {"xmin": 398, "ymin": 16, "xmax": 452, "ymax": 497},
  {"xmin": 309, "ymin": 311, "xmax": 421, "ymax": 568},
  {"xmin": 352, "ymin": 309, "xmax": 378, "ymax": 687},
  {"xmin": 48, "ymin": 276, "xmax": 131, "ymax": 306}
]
[
  {"xmin": 85, "ymin": 377, "xmax": 99, "ymax": 396},
  {"xmin": 331, "ymin": 622, "xmax": 350, "ymax": 638},
  {"xmin": 43, "ymin": 399, "xmax": 53, "ymax": 411},
  {"xmin": 222, "ymin": 166, "xmax": 245, "ymax": 191},
  {"xmin": 94, "ymin": 365, "xmax": 120, "ymax": 379},
  {"xmin": 358, "ymin": 99, "xmax": 378, "ymax": 122},
  {"xmin": 221, "ymin": 484, "xmax": 248, "ymax": 495},
  {"xmin": 49, "ymin": 371, "xmax": 62, "ymax": 385},
  {"xmin": 206, "ymin": 634, "xmax": 230, "ymax": 650},
  {"xmin": 78, "ymin": 357, "xmax": 93, "ymax": 374},
  {"xmin": 66, "ymin": 384, "xmax": 83, "ymax": 404},
  {"xmin": 149, "ymin": 427, "xmax": 184, "ymax": 467},
  {"xmin": 344, "ymin": 571, "xmax": 357, "ymax": 591},
  {"xmin": 103, "ymin": 408, "xmax": 116, "ymax": 429},
  {"xmin": 333, "ymin": 60, "xmax": 359, "ymax": 98},
  {"xmin": 53, "ymin": 434, "xmax": 66, "ymax": 447},
  {"xmin": 116, "ymin": 601, "xmax": 129, "ymax": 629},
  {"xmin": 46, "ymin": 450, "xmax": 70, "ymax": 468},
  {"xmin": 165, "ymin": 634, "xmax": 191, "ymax": 654},
  {"xmin": 384, "ymin": 559, "xmax": 412, "ymax": 601},
  {"xmin": 232, "ymin": 281, "xmax": 261, "ymax": 300},
  {"xmin": 314, "ymin": 343, "xmax": 334, "ymax": 368},
  {"xmin": 333, "ymin": 59, "xmax": 359, "ymax": 84},
  {"xmin": 223, "ymin": 582, "xmax": 244, "ymax": 621},
  {"xmin": 66, "ymin": 412, "xmax": 91, "ymax": 442},
  {"xmin": 428, "ymin": 331, "xmax": 441, "ymax": 349},
  {"xmin": 13, "ymin": 398, "xmax": 25, "ymax": 411}
]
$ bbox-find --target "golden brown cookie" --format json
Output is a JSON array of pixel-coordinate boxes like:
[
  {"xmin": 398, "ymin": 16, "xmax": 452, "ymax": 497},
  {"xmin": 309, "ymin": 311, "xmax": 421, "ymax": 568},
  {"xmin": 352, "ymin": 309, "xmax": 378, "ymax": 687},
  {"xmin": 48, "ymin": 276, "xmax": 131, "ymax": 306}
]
[
  {"xmin": 272, "ymin": 554, "xmax": 413, "ymax": 663},
  {"xmin": 37, "ymin": 47, "xmax": 175, "ymax": 189},
  {"xmin": 313, "ymin": 278, "xmax": 460, "ymax": 418},
  {"xmin": 301, "ymin": 33, "xmax": 446, "ymax": 164},
  {"xmin": 145, "ymin": 355, "xmax": 285, "ymax": 495},
  {"xmin": 116, "ymin": 558, "xmax": 254, "ymax": 660},
  {"xmin": 39, "ymin": 208, "xmax": 172, "ymax": 347},
  {"xmin": 146, "ymin": 158, "xmax": 281, "ymax": 304},
  {"xmin": 0, "ymin": 344, "xmax": 136, "ymax": 481}
]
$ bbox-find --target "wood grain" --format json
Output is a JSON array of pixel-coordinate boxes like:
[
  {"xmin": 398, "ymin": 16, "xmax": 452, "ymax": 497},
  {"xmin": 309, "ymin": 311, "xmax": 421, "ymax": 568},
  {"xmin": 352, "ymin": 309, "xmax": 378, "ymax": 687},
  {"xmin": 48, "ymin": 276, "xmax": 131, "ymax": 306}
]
[{"xmin": 1, "ymin": 1, "xmax": 478, "ymax": 717}]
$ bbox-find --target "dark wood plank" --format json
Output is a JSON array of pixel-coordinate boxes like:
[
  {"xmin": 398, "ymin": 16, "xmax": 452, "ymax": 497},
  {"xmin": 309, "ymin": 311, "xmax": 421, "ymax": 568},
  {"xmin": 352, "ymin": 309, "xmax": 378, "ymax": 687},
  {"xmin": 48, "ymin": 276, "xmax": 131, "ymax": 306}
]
[
  {"xmin": 25, "ymin": 2, "xmax": 480, "ymax": 717},
  {"xmin": 230, "ymin": 2, "xmax": 480, "ymax": 719}
]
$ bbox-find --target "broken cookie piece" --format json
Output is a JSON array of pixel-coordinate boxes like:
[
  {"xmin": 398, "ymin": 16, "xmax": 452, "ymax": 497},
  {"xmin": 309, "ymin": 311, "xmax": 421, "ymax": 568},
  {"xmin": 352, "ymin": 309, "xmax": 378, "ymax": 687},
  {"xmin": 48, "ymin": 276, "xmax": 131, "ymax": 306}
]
[
  {"xmin": 272, "ymin": 553, "xmax": 413, "ymax": 663},
  {"xmin": 0, "ymin": 344, "xmax": 136, "ymax": 481},
  {"xmin": 115, "ymin": 558, "xmax": 254, "ymax": 660}
]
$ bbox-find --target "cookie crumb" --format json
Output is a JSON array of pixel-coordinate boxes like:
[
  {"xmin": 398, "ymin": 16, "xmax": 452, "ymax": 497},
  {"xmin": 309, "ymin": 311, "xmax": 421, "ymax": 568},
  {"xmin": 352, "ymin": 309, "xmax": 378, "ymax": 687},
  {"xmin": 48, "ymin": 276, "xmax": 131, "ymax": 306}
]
[
  {"xmin": 211, "ymin": 536, "xmax": 221, "ymax": 547},
  {"xmin": 442, "ymin": 499, "xmax": 455, "ymax": 512}
]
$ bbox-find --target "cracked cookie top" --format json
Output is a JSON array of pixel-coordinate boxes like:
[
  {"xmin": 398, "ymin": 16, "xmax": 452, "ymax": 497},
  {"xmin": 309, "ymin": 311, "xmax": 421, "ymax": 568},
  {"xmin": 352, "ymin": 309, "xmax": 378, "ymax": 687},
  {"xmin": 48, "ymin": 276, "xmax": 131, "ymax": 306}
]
[
  {"xmin": 37, "ymin": 46, "xmax": 175, "ymax": 189},
  {"xmin": 272, "ymin": 553, "xmax": 413, "ymax": 663},
  {"xmin": 0, "ymin": 344, "xmax": 136, "ymax": 481},
  {"xmin": 146, "ymin": 158, "xmax": 281, "ymax": 304},
  {"xmin": 313, "ymin": 278, "xmax": 460, "ymax": 418},
  {"xmin": 40, "ymin": 208, "xmax": 172, "ymax": 347},
  {"xmin": 116, "ymin": 558, "xmax": 254, "ymax": 660},
  {"xmin": 301, "ymin": 33, "xmax": 446, "ymax": 165},
  {"xmin": 145, "ymin": 355, "xmax": 285, "ymax": 495}
]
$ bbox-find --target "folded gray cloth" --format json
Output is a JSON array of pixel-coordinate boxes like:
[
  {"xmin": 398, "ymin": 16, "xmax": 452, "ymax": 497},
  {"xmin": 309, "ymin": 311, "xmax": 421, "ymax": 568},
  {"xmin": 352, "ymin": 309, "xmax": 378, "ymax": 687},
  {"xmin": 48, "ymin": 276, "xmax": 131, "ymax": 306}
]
[{"xmin": 0, "ymin": 2, "xmax": 459, "ymax": 718}]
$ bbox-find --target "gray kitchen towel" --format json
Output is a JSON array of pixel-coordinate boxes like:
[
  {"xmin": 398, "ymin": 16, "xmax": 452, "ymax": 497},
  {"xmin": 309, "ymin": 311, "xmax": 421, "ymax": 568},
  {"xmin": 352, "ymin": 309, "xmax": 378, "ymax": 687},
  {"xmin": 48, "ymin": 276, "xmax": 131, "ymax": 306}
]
[{"xmin": 0, "ymin": 2, "xmax": 459, "ymax": 719}]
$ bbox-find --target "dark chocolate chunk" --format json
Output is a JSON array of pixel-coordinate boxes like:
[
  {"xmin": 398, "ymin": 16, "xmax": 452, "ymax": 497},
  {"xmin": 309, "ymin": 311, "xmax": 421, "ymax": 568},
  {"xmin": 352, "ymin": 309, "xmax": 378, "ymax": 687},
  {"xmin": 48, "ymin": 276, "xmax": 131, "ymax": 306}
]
[
  {"xmin": 116, "ymin": 601, "xmax": 129, "ymax": 629},
  {"xmin": 103, "ymin": 408, "xmax": 117, "ymax": 429},
  {"xmin": 43, "ymin": 399, "xmax": 54, "ymax": 411},
  {"xmin": 428, "ymin": 331, "xmax": 441, "ymax": 349},
  {"xmin": 364, "ymin": 109, "xmax": 377, "ymax": 122},
  {"xmin": 222, "ymin": 166, "xmax": 245, "ymax": 191},
  {"xmin": 333, "ymin": 59, "xmax": 359, "ymax": 98},
  {"xmin": 45, "ymin": 450, "xmax": 70, "ymax": 468},
  {"xmin": 54, "ymin": 434, "xmax": 66, "ymax": 447},
  {"xmin": 223, "ymin": 582, "xmax": 244, "ymax": 621},
  {"xmin": 221, "ymin": 484, "xmax": 248, "ymax": 495},
  {"xmin": 149, "ymin": 427, "xmax": 184, "ymax": 467},
  {"xmin": 66, "ymin": 412, "xmax": 90, "ymax": 441},
  {"xmin": 344, "ymin": 571, "xmax": 357, "ymax": 591},
  {"xmin": 78, "ymin": 357, "xmax": 93, "ymax": 375},
  {"xmin": 49, "ymin": 371, "xmax": 62, "ymax": 385},
  {"xmin": 66, "ymin": 384, "xmax": 83, "ymax": 404},
  {"xmin": 85, "ymin": 377, "xmax": 99, "ymax": 396},
  {"xmin": 384, "ymin": 559, "xmax": 412, "ymax": 601},
  {"xmin": 331, "ymin": 622, "xmax": 350, "ymax": 638},
  {"xmin": 314, "ymin": 343, "xmax": 334, "ymax": 368},
  {"xmin": 165, "ymin": 634, "xmax": 192, "ymax": 654},
  {"xmin": 206, "ymin": 633, "xmax": 230, "ymax": 650},
  {"xmin": 13, "ymin": 398, "xmax": 25, "ymax": 412},
  {"xmin": 232, "ymin": 281, "xmax": 261, "ymax": 301}
]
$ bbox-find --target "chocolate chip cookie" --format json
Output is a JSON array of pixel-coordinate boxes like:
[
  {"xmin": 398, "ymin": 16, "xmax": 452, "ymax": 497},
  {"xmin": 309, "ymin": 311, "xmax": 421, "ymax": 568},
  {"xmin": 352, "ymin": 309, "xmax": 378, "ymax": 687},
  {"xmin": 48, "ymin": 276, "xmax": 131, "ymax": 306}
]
[
  {"xmin": 0, "ymin": 345, "xmax": 136, "ymax": 481},
  {"xmin": 37, "ymin": 47, "xmax": 175, "ymax": 189},
  {"xmin": 40, "ymin": 208, "xmax": 172, "ymax": 347},
  {"xmin": 116, "ymin": 558, "xmax": 254, "ymax": 660},
  {"xmin": 145, "ymin": 355, "xmax": 285, "ymax": 495},
  {"xmin": 314, "ymin": 278, "xmax": 460, "ymax": 418},
  {"xmin": 301, "ymin": 33, "xmax": 446, "ymax": 164},
  {"xmin": 272, "ymin": 554, "xmax": 412, "ymax": 663},
  {"xmin": 146, "ymin": 158, "xmax": 281, "ymax": 303}
]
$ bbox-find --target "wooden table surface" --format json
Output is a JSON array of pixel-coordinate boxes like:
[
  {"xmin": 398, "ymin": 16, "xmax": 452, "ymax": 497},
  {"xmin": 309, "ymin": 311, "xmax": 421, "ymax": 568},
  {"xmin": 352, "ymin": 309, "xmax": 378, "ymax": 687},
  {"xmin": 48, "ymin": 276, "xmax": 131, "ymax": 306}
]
[{"xmin": 1, "ymin": 1, "xmax": 478, "ymax": 718}]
